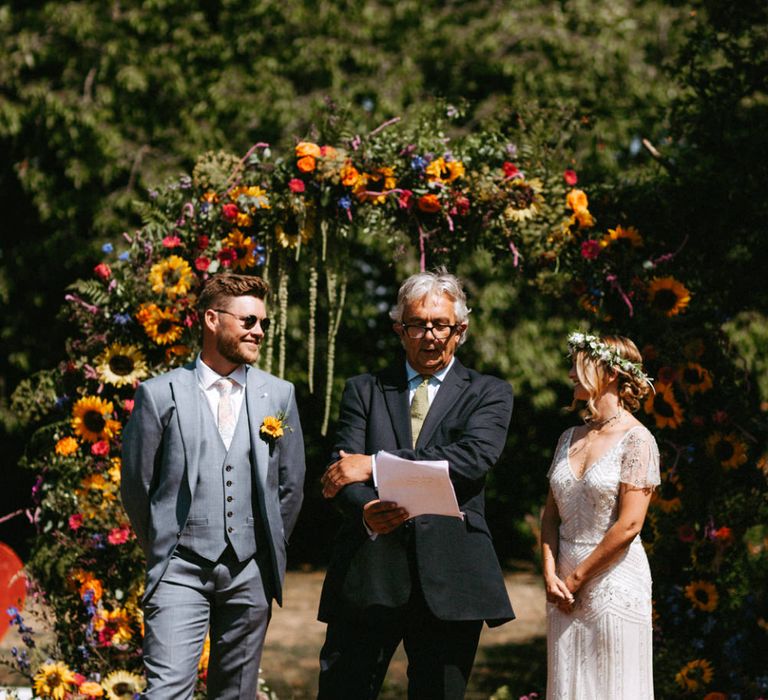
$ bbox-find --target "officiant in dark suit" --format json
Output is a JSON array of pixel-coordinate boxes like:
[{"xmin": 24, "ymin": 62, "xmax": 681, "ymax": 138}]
[{"xmin": 317, "ymin": 268, "xmax": 515, "ymax": 700}]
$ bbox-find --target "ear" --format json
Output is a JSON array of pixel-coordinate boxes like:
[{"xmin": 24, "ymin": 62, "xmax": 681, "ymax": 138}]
[
  {"xmin": 393, "ymin": 322, "xmax": 403, "ymax": 336},
  {"xmin": 203, "ymin": 308, "xmax": 219, "ymax": 334}
]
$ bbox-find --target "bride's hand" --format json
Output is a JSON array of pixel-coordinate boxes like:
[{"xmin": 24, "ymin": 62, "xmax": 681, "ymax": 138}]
[{"xmin": 545, "ymin": 574, "xmax": 576, "ymax": 613}]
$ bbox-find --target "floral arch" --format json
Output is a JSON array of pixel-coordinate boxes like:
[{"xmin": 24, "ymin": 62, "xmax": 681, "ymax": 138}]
[{"xmin": 6, "ymin": 110, "xmax": 767, "ymax": 699}]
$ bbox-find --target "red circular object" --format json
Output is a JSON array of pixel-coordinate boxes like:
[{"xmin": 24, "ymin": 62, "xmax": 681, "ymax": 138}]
[{"xmin": 0, "ymin": 542, "xmax": 26, "ymax": 642}]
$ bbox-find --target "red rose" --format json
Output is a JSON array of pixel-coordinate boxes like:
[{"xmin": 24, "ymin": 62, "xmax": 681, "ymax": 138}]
[
  {"xmin": 194, "ymin": 256, "xmax": 210, "ymax": 272},
  {"xmin": 222, "ymin": 203, "xmax": 239, "ymax": 221},
  {"xmin": 217, "ymin": 249, "xmax": 237, "ymax": 267},
  {"xmin": 288, "ymin": 178, "xmax": 306, "ymax": 193},
  {"xmin": 564, "ymin": 169, "xmax": 578, "ymax": 186},
  {"xmin": 69, "ymin": 513, "xmax": 84, "ymax": 531},
  {"xmin": 197, "ymin": 235, "xmax": 210, "ymax": 250},
  {"xmin": 94, "ymin": 263, "xmax": 111, "ymax": 280},
  {"xmin": 502, "ymin": 162, "xmax": 520, "ymax": 179},
  {"xmin": 90, "ymin": 440, "xmax": 110, "ymax": 456},
  {"xmin": 580, "ymin": 240, "xmax": 601, "ymax": 260}
]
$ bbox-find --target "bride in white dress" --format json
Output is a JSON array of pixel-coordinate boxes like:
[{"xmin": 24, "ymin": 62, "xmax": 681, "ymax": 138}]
[{"xmin": 541, "ymin": 333, "xmax": 659, "ymax": 699}]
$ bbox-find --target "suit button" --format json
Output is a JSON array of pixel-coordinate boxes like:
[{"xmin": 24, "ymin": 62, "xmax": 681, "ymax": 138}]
[
  {"xmin": 227, "ymin": 527, "xmax": 233, "ymax": 533},
  {"xmin": 225, "ymin": 465, "xmax": 233, "ymax": 472},
  {"xmin": 227, "ymin": 511, "xmax": 233, "ymax": 518},
  {"xmin": 227, "ymin": 496, "xmax": 233, "ymax": 502},
  {"xmin": 176, "ymin": 532, "xmax": 181, "ymax": 538},
  {"xmin": 226, "ymin": 481, "xmax": 232, "ymax": 487}
]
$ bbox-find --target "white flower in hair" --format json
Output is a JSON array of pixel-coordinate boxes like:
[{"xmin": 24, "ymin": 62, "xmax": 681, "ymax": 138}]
[{"xmin": 567, "ymin": 331, "xmax": 653, "ymax": 388}]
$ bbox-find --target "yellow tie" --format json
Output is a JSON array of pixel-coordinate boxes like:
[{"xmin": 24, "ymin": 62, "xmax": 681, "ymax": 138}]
[{"xmin": 410, "ymin": 375, "xmax": 431, "ymax": 447}]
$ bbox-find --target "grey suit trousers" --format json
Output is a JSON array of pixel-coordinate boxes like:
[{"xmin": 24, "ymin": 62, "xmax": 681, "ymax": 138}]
[{"xmin": 142, "ymin": 546, "xmax": 271, "ymax": 700}]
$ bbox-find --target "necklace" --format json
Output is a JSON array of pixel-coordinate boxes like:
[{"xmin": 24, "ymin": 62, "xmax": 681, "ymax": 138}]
[
  {"xmin": 570, "ymin": 409, "xmax": 624, "ymax": 477},
  {"xmin": 585, "ymin": 409, "xmax": 623, "ymax": 430}
]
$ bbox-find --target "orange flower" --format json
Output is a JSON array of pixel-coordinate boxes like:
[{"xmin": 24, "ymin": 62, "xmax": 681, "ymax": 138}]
[
  {"xmin": 566, "ymin": 188, "xmax": 588, "ymax": 211},
  {"xmin": 55, "ymin": 436, "xmax": 79, "ymax": 456},
  {"xmin": 417, "ymin": 194, "xmax": 441, "ymax": 213},
  {"xmin": 295, "ymin": 141, "xmax": 321, "ymax": 158},
  {"xmin": 703, "ymin": 694, "xmax": 728, "ymax": 700},
  {"xmin": 79, "ymin": 681, "xmax": 104, "ymax": 697},
  {"xmin": 297, "ymin": 156, "xmax": 316, "ymax": 173},
  {"xmin": 340, "ymin": 162, "xmax": 361, "ymax": 187}
]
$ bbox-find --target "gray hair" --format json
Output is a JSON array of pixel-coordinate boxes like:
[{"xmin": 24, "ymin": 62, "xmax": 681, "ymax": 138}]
[{"xmin": 389, "ymin": 268, "xmax": 471, "ymax": 345}]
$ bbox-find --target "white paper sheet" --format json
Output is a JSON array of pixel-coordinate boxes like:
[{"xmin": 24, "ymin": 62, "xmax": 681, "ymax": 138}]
[{"xmin": 373, "ymin": 450, "xmax": 462, "ymax": 519}]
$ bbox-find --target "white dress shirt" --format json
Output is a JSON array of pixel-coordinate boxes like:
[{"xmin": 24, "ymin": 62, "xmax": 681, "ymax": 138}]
[{"xmin": 196, "ymin": 355, "xmax": 247, "ymax": 448}]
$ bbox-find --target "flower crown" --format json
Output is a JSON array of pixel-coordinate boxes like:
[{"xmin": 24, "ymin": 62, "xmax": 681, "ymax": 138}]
[{"xmin": 567, "ymin": 331, "xmax": 653, "ymax": 387}]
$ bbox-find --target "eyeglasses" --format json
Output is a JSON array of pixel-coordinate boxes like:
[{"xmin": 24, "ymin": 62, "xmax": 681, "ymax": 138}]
[
  {"xmin": 401, "ymin": 323, "xmax": 461, "ymax": 340},
  {"xmin": 214, "ymin": 309, "xmax": 271, "ymax": 332}
]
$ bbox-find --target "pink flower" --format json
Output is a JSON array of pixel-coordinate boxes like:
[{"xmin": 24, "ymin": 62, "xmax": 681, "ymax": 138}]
[
  {"xmin": 502, "ymin": 161, "xmax": 520, "ymax": 179},
  {"xmin": 564, "ymin": 169, "xmax": 578, "ymax": 186},
  {"xmin": 123, "ymin": 399, "xmax": 135, "ymax": 414},
  {"xmin": 69, "ymin": 513, "xmax": 84, "ymax": 531},
  {"xmin": 108, "ymin": 527, "xmax": 130, "ymax": 545},
  {"xmin": 194, "ymin": 256, "xmax": 211, "ymax": 272},
  {"xmin": 222, "ymin": 203, "xmax": 239, "ymax": 221},
  {"xmin": 453, "ymin": 194, "xmax": 470, "ymax": 216},
  {"xmin": 162, "ymin": 234, "xmax": 182, "ymax": 248},
  {"xmin": 580, "ymin": 240, "xmax": 601, "ymax": 260},
  {"xmin": 94, "ymin": 263, "xmax": 111, "ymax": 280},
  {"xmin": 288, "ymin": 178, "xmax": 306, "ymax": 193},
  {"xmin": 90, "ymin": 440, "xmax": 110, "ymax": 456},
  {"xmin": 197, "ymin": 234, "xmax": 210, "ymax": 250},
  {"xmin": 398, "ymin": 189, "xmax": 413, "ymax": 209}
]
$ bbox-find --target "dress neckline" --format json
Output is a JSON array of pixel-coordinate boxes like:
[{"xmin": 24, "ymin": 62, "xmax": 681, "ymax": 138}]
[{"xmin": 565, "ymin": 425, "xmax": 643, "ymax": 481}]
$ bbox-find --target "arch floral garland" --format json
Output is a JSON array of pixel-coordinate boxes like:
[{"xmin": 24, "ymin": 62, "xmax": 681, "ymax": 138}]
[{"xmin": 6, "ymin": 111, "xmax": 768, "ymax": 698}]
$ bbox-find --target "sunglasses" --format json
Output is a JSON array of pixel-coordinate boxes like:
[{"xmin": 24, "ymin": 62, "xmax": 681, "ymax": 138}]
[{"xmin": 213, "ymin": 308, "xmax": 271, "ymax": 332}]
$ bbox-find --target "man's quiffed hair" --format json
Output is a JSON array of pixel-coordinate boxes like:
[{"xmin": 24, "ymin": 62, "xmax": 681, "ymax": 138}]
[{"xmin": 197, "ymin": 273, "xmax": 270, "ymax": 315}]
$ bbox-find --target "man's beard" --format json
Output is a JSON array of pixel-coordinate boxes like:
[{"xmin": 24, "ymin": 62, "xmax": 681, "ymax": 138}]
[{"xmin": 217, "ymin": 333, "xmax": 260, "ymax": 366}]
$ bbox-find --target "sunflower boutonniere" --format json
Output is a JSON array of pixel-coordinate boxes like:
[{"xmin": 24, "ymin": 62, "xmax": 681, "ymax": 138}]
[{"xmin": 260, "ymin": 412, "xmax": 291, "ymax": 442}]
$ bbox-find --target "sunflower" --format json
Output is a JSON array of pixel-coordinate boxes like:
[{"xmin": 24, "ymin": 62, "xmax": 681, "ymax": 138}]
[
  {"xmin": 95, "ymin": 343, "xmax": 148, "ymax": 387},
  {"xmin": 425, "ymin": 157, "xmax": 465, "ymax": 183},
  {"xmin": 230, "ymin": 184, "xmax": 270, "ymax": 210},
  {"xmin": 504, "ymin": 178, "xmax": 543, "ymax": 222},
  {"xmin": 275, "ymin": 214, "xmax": 314, "ymax": 249},
  {"xmin": 33, "ymin": 661, "xmax": 77, "ymax": 700},
  {"xmin": 685, "ymin": 580, "xmax": 719, "ymax": 612},
  {"xmin": 679, "ymin": 362, "xmax": 713, "ymax": 394},
  {"xmin": 94, "ymin": 606, "xmax": 133, "ymax": 645},
  {"xmin": 102, "ymin": 670, "xmax": 146, "ymax": 700},
  {"xmin": 137, "ymin": 303, "xmax": 184, "ymax": 346},
  {"xmin": 651, "ymin": 468, "xmax": 683, "ymax": 513},
  {"xmin": 260, "ymin": 415, "xmax": 285, "ymax": 440},
  {"xmin": 602, "ymin": 225, "xmax": 643, "ymax": 248},
  {"xmin": 55, "ymin": 436, "xmax": 79, "ymax": 456},
  {"xmin": 222, "ymin": 229, "xmax": 258, "ymax": 270},
  {"xmin": 647, "ymin": 276, "xmax": 691, "ymax": 316},
  {"xmin": 71, "ymin": 396, "xmax": 119, "ymax": 443},
  {"xmin": 644, "ymin": 382, "xmax": 684, "ymax": 429},
  {"xmin": 705, "ymin": 432, "xmax": 748, "ymax": 470},
  {"xmin": 675, "ymin": 659, "xmax": 714, "ymax": 691},
  {"xmin": 148, "ymin": 255, "xmax": 195, "ymax": 299}
]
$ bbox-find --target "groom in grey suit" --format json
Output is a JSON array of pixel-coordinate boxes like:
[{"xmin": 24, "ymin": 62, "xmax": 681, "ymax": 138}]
[{"xmin": 121, "ymin": 273, "xmax": 305, "ymax": 699}]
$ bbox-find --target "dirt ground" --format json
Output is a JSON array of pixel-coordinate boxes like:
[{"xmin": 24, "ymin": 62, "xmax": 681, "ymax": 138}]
[{"xmin": 0, "ymin": 568, "xmax": 546, "ymax": 699}]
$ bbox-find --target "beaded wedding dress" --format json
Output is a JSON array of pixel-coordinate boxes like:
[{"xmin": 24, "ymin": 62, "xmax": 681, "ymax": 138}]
[{"xmin": 546, "ymin": 425, "xmax": 660, "ymax": 700}]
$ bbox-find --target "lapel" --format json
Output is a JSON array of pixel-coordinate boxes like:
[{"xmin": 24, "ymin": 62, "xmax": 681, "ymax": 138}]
[
  {"xmin": 170, "ymin": 363, "xmax": 203, "ymax": 493},
  {"xmin": 417, "ymin": 358, "xmax": 470, "ymax": 448},
  {"xmin": 244, "ymin": 366, "xmax": 271, "ymax": 493},
  {"xmin": 379, "ymin": 365, "xmax": 411, "ymax": 449}
]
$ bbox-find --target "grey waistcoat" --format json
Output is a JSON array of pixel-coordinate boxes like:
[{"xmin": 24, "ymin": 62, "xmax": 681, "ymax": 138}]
[{"xmin": 178, "ymin": 395, "xmax": 258, "ymax": 562}]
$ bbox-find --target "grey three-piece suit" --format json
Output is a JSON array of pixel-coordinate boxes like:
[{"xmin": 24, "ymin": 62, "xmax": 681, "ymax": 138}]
[{"xmin": 121, "ymin": 361, "xmax": 305, "ymax": 699}]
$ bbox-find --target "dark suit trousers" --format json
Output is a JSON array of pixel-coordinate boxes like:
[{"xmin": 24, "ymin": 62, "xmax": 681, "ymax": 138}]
[{"xmin": 317, "ymin": 526, "xmax": 483, "ymax": 700}]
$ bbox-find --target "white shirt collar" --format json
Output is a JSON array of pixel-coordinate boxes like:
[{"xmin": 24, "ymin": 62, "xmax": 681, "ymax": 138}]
[
  {"xmin": 195, "ymin": 354, "xmax": 248, "ymax": 389},
  {"xmin": 405, "ymin": 357, "xmax": 455, "ymax": 384}
]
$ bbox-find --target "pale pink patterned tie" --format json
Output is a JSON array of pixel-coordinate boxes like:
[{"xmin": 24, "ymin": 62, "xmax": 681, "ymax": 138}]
[{"xmin": 215, "ymin": 378, "xmax": 236, "ymax": 444}]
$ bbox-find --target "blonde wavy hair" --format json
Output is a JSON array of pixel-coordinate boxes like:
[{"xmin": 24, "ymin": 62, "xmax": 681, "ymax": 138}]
[{"xmin": 570, "ymin": 335, "xmax": 652, "ymax": 422}]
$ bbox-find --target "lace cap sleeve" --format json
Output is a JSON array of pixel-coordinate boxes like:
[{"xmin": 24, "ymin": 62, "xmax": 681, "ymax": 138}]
[
  {"xmin": 620, "ymin": 427, "xmax": 661, "ymax": 489},
  {"xmin": 547, "ymin": 428, "xmax": 573, "ymax": 479}
]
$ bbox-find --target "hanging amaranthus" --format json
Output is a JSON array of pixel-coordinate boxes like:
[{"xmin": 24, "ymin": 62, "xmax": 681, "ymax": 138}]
[
  {"xmin": 276, "ymin": 252, "xmax": 289, "ymax": 379},
  {"xmin": 321, "ymin": 267, "xmax": 348, "ymax": 436},
  {"xmin": 307, "ymin": 252, "xmax": 319, "ymax": 393}
]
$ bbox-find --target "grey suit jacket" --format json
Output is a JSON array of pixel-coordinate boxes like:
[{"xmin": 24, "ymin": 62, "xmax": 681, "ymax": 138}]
[{"xmin": 121, "ymin": 362, "xmax": 305, "ymax": 605}]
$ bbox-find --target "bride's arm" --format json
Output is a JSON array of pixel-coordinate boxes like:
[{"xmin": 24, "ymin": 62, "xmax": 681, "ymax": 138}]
[
  {"xmin": 541, "ymin": 488, "xmax": 574, "ymax": 609},
  {"xmin": 564, "ymin": 484, "xmax": 652, "ymax": 595}
]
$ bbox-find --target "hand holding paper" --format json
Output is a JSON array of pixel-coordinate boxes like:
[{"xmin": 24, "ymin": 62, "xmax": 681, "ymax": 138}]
[{"xmin": 373, "ymin": 450, "xmax": 462, "ymax": 519}]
